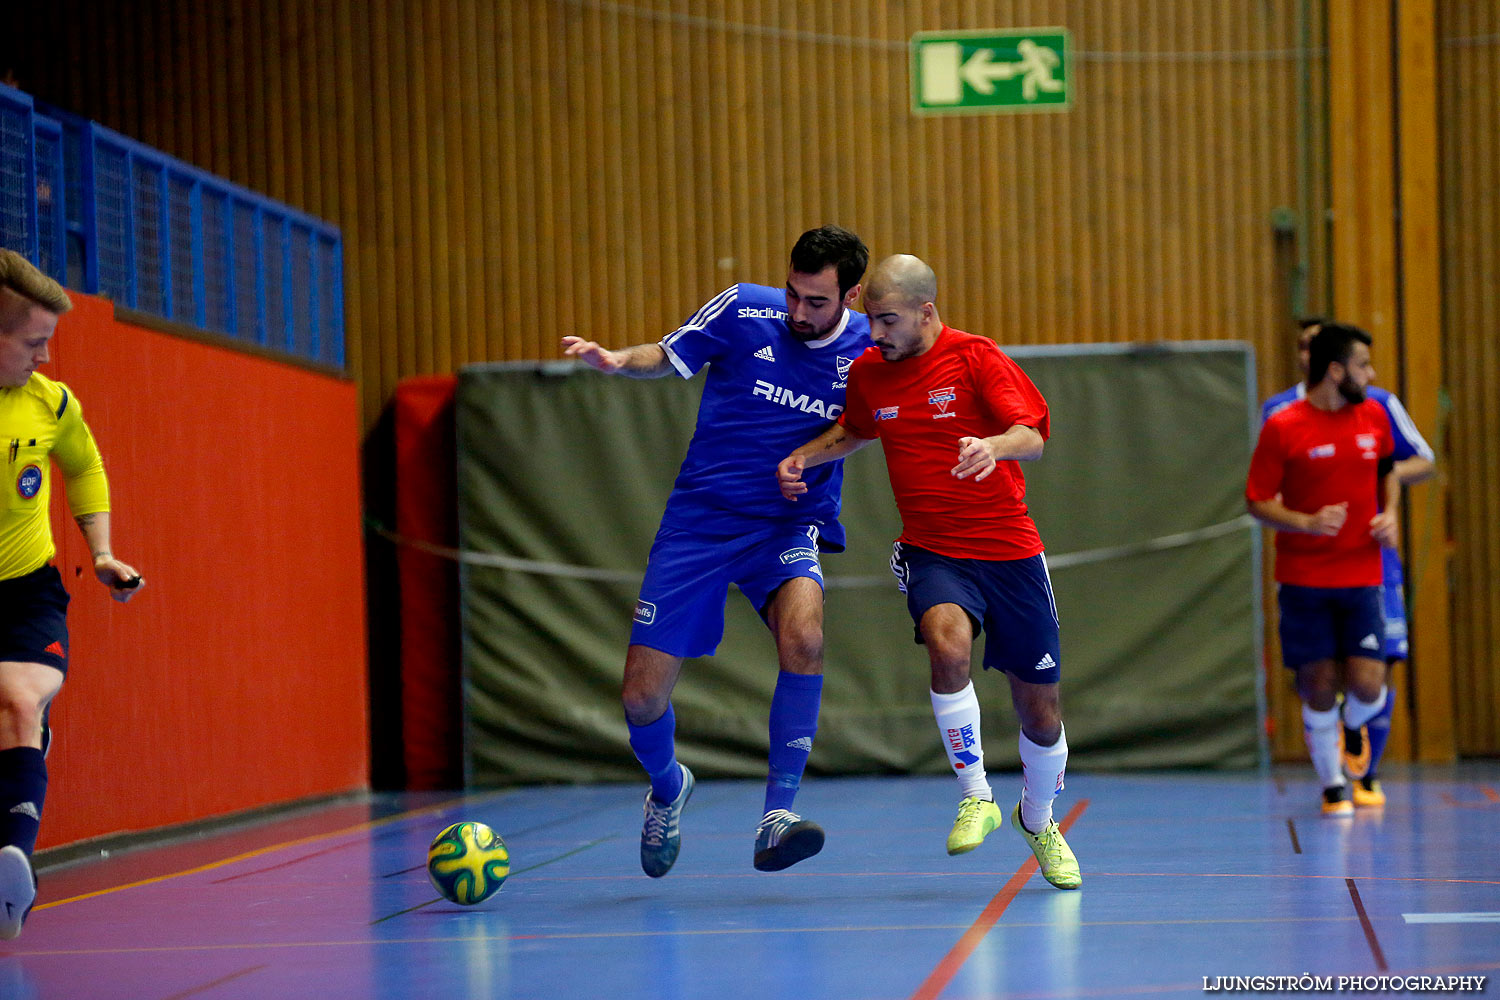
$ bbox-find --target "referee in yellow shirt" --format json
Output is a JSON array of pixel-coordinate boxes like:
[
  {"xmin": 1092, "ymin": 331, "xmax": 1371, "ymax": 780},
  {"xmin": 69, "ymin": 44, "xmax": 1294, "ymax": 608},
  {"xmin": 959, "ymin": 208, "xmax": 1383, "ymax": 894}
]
[{"xmin": 0, "ymin": 249, "xmax": 143, "ymax": 940}]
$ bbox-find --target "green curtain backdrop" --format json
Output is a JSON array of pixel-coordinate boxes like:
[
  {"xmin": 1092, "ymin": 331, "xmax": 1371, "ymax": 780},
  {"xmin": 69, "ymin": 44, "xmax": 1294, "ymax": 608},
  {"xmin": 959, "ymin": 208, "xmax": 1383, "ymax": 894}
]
[{"xmin": 456, "ymin": 343, "xmax": 1263, "ymax": 786}]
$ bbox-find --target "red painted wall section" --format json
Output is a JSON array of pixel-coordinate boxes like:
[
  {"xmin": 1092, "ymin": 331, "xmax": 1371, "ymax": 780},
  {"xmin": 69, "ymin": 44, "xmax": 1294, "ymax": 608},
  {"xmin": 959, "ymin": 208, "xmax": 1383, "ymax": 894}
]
[
  {"xmin": 394, "ymin": 376, "xmax": 461, "ymax": 790},
  {"xmin": 37, "ymin": 295, "xmax": 370, "ymax": 849}
]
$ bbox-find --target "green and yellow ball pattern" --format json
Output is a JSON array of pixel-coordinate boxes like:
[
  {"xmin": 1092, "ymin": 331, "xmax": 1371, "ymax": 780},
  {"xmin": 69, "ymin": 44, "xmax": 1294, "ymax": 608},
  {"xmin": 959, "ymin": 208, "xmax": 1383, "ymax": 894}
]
[{"xmin": 427, "ymin": 821, "xmax": 510, "ymax": 905}]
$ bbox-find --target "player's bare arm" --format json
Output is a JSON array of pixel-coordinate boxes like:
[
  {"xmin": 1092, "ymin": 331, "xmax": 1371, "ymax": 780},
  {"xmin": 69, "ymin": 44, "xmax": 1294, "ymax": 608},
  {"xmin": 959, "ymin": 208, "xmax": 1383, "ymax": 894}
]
[
  {"xmin": 560, "ymin": 337, "xmax": 673, "ymax": 379},
  {"xmin": 952, "ymin": 425, "xmax": 1045, "ymax": 482},
  {"xmin": 777, "ymin": 424, "xmax": 875, "ymax": 500},
  {"xmin": 1394, "ymin": 454, "xmax": 1435, "ymax": 486},
  {"xmin": 1247, "ymin": 497, "xmax": 1347, "ymax": 537},
  {"xmin": 75, "ymin": 511, "xmax": 145, "ymax": 603},
  {"xmin": 1369, "ymin": 468, "xmax": 1401, "ymax": 548}
]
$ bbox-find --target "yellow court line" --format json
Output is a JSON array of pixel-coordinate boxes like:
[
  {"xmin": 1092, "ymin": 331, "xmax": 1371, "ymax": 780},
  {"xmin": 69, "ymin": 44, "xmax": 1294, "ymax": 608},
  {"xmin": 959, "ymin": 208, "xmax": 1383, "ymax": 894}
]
[{"xmin": 35, "ymin": 790, "xmax": 509, "ymax": 912}]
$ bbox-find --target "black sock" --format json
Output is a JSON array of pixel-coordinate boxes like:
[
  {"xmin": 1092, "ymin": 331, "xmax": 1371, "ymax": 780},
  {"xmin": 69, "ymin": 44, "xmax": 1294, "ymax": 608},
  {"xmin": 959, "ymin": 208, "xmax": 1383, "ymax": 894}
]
[{"xmin": 0, "ymin": 748, "xmax": 47, "ymax": 856}]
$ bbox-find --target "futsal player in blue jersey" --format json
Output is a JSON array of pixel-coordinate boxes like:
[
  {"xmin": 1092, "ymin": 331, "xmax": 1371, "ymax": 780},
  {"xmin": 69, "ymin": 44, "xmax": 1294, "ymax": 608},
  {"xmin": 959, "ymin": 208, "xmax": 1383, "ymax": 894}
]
[
  {"xmin": 1262, "ymin": 317, "xmax": 1435, "ymax": 806},
  {"xmin": 562, "ymin": 225, "xmax": 872, "ymax": 877}
]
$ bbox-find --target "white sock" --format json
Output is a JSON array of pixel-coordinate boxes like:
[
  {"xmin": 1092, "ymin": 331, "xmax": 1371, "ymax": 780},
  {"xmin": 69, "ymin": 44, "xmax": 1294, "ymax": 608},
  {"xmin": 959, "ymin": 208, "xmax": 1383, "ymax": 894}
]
[
  {"xmin": 1342, "ymin": 687, "xmax": 1388, "ymax": 730},
  {"xmin": 1019, "ymin": 725, "xmax": 1068, "ymax": 832},
  {"xmin": 1302, "ymin": 703, "xmax": 1346, "ymax": 788},
  {"xmin": 931, "ymin": 683, "xmax": 992, "ymax": 800}
]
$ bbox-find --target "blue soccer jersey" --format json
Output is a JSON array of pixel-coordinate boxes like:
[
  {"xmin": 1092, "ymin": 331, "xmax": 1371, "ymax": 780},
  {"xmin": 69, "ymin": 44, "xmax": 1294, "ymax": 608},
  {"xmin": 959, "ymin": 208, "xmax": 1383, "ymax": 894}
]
[{"xmin": 658, "ymin": 283, "xmax": 872, "ymax": 550}]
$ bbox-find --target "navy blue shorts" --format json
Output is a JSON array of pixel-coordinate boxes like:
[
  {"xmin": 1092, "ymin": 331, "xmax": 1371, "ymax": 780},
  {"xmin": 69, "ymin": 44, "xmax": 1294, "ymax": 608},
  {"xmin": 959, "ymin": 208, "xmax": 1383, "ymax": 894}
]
[
  {"xmin": 1277, "ymin": 583, "xmax": 1385, "ymax": 670},
  {"xmin": 0, "ymin": 564, "xmax": 70, "ymax": 674},
  {"xmin": 891, "ymin": 542, "xmax": 1061, "ymax": 683},
  {"xmin": 630, "ymin": 522, "xmax": 826, "ymax": 659}
]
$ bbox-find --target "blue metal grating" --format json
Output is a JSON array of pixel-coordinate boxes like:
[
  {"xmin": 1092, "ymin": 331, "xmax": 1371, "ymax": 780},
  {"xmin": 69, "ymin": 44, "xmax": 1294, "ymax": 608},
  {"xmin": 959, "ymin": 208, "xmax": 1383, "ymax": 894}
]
[
  {"xmin": 93, "ymin": 142, "xmax": 132, "ymax": 304},
  {"xmin": 289, "ymin": 224, "xmax": 314, "ymax": 359},
  {"xmin": 33, "ymin": 119, "xmax": 66, "ymax": 284},
  {"xmin": 263, "ymin": 212, "xmax": 288, "ymax": 352},
  {"xmin": 1, "ymin": 86, "xmax": 344, "ymax": 369},
  {"xmin": 0, "ymin": 101, "xmax": 32, "ymax": 257},
  {"xmin": 231, "ymin": 200, "xmax": 262, "ymax": 343},
  {"xmin": 201, "ymin": 189, "xmax": 231, "ymax": 334},
  {"xmin": 131, "ymin": 160, "xmax": 165, "ymax": 315},
  {"xmin": 168, "ymin": 172, "xmax": 197, "ymax": 325}
]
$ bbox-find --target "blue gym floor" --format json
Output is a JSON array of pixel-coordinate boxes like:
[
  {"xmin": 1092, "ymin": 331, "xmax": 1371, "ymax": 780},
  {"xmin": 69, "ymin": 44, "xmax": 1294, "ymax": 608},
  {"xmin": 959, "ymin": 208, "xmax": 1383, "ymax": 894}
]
[{"xmin": 5, "ymin": 765, "xmax": 1498, "ymax": 999}]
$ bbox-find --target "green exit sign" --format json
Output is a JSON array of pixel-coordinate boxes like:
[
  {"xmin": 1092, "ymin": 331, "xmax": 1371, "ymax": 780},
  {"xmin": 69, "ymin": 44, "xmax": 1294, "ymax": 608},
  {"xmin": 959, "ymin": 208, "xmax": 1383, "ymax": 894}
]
[{"xmin": 910, "ymin": 28, "xmax": 1071, "ymax": 115}]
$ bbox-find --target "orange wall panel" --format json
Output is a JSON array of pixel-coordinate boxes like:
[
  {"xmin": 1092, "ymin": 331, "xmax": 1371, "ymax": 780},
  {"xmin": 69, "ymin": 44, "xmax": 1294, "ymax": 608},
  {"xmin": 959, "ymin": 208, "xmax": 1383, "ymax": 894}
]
[{"xmin": 37, "ymin": 295, "xmax": 369, "ymax": 850}]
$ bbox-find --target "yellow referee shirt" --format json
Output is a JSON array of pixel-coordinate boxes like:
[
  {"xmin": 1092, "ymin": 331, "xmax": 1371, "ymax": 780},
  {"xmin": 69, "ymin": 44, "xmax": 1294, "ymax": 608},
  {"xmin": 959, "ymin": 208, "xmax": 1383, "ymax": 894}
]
[{"xmin": 0, "ymin": 372, "xmax": 110, "ymax": 580}]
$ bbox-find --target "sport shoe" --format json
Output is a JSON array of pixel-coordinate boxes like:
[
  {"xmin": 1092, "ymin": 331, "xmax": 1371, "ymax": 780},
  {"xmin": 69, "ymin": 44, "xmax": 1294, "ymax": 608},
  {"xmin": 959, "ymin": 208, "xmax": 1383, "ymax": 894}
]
[
  {"xmin": 1351, "ymin": 776, "xmax": 1385, "ymax": 808},
  {"xmin": 1322, "ymin": 784, "xmax": 1355, "ymax": 816},
  {"xmin": 946, "ymin": 796, "xmax": 1002, "ymax": 856},
  {"xmin": 1342, "ymin": 725, "xmax": 1371, "ymax": 780},
  {"xmin": 640, "ymin": 764, "xmax": 694, "ymax": 878},
  {"xmin": 753, "ymin": 809, "xmax": 824, "ymax": 872},
  {"xmin": 0, "ymin": 845, "xmax": 37, "ymax": 940},
  {"xmin": 1010, "ymin": 802, "xmax": 1081, "ymax": 889}
]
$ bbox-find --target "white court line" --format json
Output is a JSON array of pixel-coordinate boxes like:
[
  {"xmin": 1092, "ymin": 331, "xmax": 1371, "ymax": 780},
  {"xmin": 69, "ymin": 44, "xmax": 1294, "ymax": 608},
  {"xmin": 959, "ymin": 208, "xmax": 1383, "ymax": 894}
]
[{"xmin": 1402, "ymin": 913, "xmax": 1500, "ymax": 924}]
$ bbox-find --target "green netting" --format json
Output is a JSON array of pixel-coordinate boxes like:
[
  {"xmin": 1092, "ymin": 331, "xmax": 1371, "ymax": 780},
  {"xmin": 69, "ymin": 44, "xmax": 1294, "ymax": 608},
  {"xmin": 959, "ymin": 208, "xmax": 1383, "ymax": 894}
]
[{"xmin": 456, "ymin": 343, "xmax": 1264, "ymax": 786}]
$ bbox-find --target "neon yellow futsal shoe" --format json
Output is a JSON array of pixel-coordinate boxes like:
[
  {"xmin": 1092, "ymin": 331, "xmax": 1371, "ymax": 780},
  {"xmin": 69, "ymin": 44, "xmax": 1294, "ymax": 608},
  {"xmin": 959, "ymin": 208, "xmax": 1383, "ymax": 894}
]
[
  {"xmin": 1010, "ymin": 802, "xmax": 1082, "ymax": 889},
  {"xmin": 1321, "ymin": 784, "xmax": 1355, "ymax": 816},
  {"xmin": 1351, "ymin": 776, "xmax": 1386, "ymax": 808},
  {"xmin": 946, "ymin": 796, "xmax": 1003, "ymax": 856},
  {"xmin": 1342, "ymin": 725, "xmax": 1371, "ymax": 781}
]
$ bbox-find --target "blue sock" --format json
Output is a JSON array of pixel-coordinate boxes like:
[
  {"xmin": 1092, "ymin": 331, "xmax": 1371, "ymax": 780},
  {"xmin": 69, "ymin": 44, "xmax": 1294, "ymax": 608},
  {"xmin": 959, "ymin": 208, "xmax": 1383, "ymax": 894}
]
[
  {"xmin": 0, "ymin": 748, "xmax": 47, "ymax": 856},
  {"xmin": 764, "ymin": 672, "xmax": 822, "ymax": 814},
  {"xmin": 628, "ymin": 705, "xmax": 683, "ymax": 804},
  {"xmin": 1365, "ymin": 685, "xmax": 1394, "ymax": 779}
]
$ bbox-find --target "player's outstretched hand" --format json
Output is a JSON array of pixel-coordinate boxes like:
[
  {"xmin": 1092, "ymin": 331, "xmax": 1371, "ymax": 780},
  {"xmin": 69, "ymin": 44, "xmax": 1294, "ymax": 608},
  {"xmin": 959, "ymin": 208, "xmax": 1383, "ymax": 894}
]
[
  {"xmin": 1369, "ymin": 510, "xmax": 1399, "ymax": 548},
  {"xmin": 1307, "ymin": 502, "xmax": 1348, "ymax": 536},
  {"xmin": 777, "ymin": 454, "xmax": 807, "ymax": 501},
  {"xmin": 952, "ymin": 436, "xmax": 998, "ymax": 482},
  {"xmin": 94, "ymin": 556, "xmax": 145, "ymax": 604},
  {"xmin": 561, "ymin": 336, "xmax": 624, "ymax": 373}
]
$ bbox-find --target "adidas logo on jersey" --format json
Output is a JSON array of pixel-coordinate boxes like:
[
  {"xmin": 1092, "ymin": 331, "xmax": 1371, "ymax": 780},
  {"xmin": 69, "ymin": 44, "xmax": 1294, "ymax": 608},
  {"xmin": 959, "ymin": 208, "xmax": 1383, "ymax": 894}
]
[
  {"xmin": 785, "ymin": 737, "xmax": 813, "ymax": 752},
  {"xmin": 1035, "ymin": 653, "xmax": 1058, "ymax": 672},
  {"xmin": 754, "ymin": 345, "xmax": 776, "ymax": 362},
  {"xmin": 1359, "ymin": 633, "xmax": 1380, "ymax": 651}
]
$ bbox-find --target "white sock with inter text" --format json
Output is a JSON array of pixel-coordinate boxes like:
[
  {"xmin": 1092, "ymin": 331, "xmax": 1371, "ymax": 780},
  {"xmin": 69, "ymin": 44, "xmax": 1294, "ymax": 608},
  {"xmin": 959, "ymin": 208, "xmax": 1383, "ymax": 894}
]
[{"xmin": 930, "ymin": 683, "xmax": 992, "ymax": 801}]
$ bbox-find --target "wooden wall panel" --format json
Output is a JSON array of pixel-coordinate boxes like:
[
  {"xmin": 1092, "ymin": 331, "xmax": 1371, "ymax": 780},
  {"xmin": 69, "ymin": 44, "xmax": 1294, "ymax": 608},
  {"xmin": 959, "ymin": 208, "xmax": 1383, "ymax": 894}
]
[
  {"xmin": 1439, "ymin": 3, "xmax": 1500, "ymax": 754},
  {"xmin": 8, "ymin": 1, "xmax": 1493, "ymax": 754}
]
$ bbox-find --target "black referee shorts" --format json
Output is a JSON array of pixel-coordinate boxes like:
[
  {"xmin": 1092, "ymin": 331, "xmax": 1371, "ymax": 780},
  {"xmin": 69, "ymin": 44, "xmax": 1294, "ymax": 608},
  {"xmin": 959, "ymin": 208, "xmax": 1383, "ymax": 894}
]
[{"xmin": 0, "ymin": 564, "xmax": 70, "ymax": 674}]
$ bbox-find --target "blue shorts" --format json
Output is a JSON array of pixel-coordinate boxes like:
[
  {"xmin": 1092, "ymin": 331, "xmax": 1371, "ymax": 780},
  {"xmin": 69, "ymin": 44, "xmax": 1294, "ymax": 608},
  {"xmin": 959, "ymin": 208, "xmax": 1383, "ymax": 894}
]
[
  {"xmin": 630, "ymin": 522, "xmax": 825, "ymax": 658},
  {"xmin": 1277, "ymin": 583, "xmax": 1386, "ymax": 670},
  {"xmin": 890, "ymin": 542, "xmax": 1061, "ymax": 683},
  {"xmin": 1380, "ymin": 546, "xmax": 1407, "ymax": 661},
  {"xmin": 0, "ymin": 564, "xmax": 70, "ymax": 674}
]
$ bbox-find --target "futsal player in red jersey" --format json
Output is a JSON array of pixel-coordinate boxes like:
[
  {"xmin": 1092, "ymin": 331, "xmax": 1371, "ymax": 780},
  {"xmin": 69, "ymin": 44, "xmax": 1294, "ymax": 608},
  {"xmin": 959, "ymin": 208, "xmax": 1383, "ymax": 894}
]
[
  {"xmin": 777, "ymin": 254, "xmax": 1080, "ymax": 889},
  {"xmin": 1245, "ymin": 322, "xmax": 1399, "ymax": 816}
]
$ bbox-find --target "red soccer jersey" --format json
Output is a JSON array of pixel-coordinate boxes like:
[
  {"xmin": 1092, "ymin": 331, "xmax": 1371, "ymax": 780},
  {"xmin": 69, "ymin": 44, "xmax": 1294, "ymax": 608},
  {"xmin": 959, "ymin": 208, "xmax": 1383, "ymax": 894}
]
[
  {"xmin": 1245, "ymin": 397, "xmax": 1393, "ymax": 587},
  {"xmin": 839, "ymin": 326, "xmax": 1049, "ymax": 560}
]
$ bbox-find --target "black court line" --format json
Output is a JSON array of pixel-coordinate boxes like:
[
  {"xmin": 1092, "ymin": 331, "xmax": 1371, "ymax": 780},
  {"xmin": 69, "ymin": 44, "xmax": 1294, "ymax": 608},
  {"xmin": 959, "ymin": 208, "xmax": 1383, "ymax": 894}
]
[
  {"xmin": 211, "ymin": 840, "xmax": 362, "ymax": 883},
  {"xmin": 1346, "ymin": 878, "xmax": 1389, "ymax": 971},
  {"xmin": 1285, "ymin": 818, "xmax": 1302, "ymax": 854},
  {"xmin": 370, "ymin": 835, "xmax": 616, "ymax": 925},
  {"xmin": 378, "ymin": 786, "xmax": 743, "ymax": 878},
  {"xmin": 379, "ymin": 800, "xmax": 623, "ymax": 878},
  {"xmin": 160, "ymin": 964, "xmax": 267, "ymax": 1000}
]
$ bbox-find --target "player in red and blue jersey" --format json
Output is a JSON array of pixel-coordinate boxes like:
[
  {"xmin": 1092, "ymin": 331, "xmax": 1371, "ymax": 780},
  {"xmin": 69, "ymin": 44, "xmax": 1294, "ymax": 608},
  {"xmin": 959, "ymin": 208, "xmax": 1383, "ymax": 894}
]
[
  {"xmin": 563, "ymin": 225, "xmax": 871, "ymax": 877},
  {"xmin": 1247, "ymin": 322, "xmax": 1400, "ymax": 816},
  {"xmin": 1262, "ymin": 318, "xmax": 1435, "ymax": 807},
  {"xmin": 778, "ymin": 254, "xmax": 1080, "ymax": 890}
]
